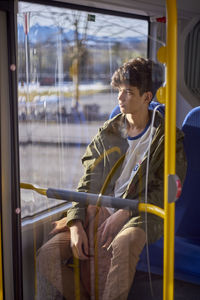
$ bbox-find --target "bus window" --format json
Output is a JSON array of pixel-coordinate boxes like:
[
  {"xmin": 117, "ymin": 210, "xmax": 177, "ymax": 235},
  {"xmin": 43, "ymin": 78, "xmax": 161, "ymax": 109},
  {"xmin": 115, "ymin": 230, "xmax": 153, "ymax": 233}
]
[
  {"xmin": 17, "ymin": 2, "xmax": 152, "ymax": 300},
  {"xmin": 14, "ymin": 1, "xmax": 200, "ymax": 300},
  {"xmin": 18, "ymin": 1, "xmax": 149, "ymax": 218}
]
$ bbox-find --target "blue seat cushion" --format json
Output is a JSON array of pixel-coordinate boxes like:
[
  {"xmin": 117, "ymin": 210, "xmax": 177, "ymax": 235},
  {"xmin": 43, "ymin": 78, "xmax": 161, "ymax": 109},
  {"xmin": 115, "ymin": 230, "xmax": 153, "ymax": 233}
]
[{"xmin": 137, "ymin": 237, "xmax": 200, "ymax": 285}]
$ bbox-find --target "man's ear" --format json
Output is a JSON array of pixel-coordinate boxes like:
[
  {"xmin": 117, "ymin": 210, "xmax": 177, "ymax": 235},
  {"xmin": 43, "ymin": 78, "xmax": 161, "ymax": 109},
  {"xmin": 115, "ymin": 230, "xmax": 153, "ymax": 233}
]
[{"xmin": 144, "ymin": 91, "xmax": 153, "ymax": 104}]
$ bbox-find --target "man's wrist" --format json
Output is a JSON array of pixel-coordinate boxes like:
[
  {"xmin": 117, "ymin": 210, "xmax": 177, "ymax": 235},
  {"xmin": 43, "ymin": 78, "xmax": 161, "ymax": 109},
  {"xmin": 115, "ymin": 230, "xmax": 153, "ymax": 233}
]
[{"xmin": 68, "ymin": 219, "xmax": 82, "ymax": 227}]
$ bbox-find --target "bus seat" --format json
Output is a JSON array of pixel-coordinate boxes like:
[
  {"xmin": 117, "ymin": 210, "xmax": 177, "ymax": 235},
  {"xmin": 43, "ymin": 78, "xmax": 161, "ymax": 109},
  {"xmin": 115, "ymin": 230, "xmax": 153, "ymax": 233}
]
[
  {"xmin": 137, "ymin": 106, "xmax": 200, "ymax": 285},
  {"xmin": 110, "ymin": 104, "xmax": 200, "ymax": 284},
  {"xmin": 175, "ymin": 106, "xmax": 200, "ymax": 240}
]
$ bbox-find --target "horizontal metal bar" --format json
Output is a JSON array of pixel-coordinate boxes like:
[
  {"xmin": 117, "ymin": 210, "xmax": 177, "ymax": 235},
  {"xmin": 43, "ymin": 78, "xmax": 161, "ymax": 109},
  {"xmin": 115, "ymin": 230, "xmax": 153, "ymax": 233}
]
[
  {"xmin": 46, "ymin": 188, "xmax": 139, "ymax": 212},
  {"xmin": 138, "ymin": 203, "xmax": 165, "ymax": 219},
  {"xmin": 20, "ymin": 182, "xmax": 165, "ymax": 219}
]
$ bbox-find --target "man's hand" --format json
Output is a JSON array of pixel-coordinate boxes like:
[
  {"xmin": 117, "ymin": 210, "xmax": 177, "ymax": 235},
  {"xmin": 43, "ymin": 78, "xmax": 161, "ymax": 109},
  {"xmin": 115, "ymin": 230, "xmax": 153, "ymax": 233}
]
[
  {"xmin": 70, "ymin": 220, "xmax": 89, "ymax": 260},
  {"xmin": 98, "ymin": 209, "xmax": 129, "ymax": 248},
  {"xmin": 50, "ymin": 217, "xmax": 68, "ymax": 235}
]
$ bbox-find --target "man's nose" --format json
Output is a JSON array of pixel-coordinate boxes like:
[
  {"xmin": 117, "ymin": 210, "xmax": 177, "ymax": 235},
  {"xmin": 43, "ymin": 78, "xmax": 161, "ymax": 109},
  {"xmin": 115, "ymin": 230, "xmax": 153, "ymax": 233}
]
[{"xmin": 118, "ymin": 91, "xmax": 125, "ymax": 102}]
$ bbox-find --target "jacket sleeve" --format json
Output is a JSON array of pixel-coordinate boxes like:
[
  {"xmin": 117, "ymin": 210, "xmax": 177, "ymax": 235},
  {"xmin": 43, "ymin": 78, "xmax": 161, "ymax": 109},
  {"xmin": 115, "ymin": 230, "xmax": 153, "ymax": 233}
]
[{"xmin": 66, "ymin": 132, "xmax": 105, "ymax": 225}]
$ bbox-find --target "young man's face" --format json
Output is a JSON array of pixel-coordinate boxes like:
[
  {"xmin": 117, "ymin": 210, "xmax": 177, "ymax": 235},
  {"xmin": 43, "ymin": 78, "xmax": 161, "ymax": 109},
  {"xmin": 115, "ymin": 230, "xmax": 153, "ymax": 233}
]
[{"xmin": 118, "ymin": 85, "xmax": 149, "ymax": 115}]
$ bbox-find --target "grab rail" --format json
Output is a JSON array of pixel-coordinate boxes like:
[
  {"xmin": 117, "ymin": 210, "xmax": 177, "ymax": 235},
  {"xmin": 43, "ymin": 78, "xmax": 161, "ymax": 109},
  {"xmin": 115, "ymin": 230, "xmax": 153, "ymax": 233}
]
[{"xmin": 20, "ymin": 182, "xmax": 165, "ymax": 219}]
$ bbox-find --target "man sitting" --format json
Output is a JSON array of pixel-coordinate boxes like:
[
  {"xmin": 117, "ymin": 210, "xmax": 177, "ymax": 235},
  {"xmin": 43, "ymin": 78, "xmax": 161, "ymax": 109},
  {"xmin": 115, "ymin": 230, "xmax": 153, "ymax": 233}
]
[{"xmin": 37, "ymin": 58, "xmax": 187, "ymax": 300}]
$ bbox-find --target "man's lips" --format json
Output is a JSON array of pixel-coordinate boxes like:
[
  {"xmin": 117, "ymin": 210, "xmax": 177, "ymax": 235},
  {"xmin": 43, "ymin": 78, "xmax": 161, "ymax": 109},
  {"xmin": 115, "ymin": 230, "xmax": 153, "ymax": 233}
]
[{"xmin": 119, "ymin": 104, "xmax": 125, "ymax": 108}]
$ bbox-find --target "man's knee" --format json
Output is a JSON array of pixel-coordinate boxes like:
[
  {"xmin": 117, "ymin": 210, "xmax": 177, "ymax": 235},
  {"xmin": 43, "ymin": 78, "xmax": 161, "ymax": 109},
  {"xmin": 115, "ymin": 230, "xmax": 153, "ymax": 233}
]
[
  {"xmin": 37, "ymin": 232, "xmax": 71, "ymax": 275},
  {"xmin": 37, "ymin": 239, "xmax": 57, "ymax": 276},
  {"xmin": 112, "ymin": 227, "xmax": 146, "ymax": 255}
]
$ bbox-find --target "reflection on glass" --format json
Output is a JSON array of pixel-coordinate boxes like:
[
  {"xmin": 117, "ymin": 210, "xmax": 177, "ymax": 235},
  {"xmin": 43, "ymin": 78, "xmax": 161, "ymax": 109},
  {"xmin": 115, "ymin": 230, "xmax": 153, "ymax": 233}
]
[{"xmin": 18, "ymin": 2, "xmax": 148, "ymax": 217}]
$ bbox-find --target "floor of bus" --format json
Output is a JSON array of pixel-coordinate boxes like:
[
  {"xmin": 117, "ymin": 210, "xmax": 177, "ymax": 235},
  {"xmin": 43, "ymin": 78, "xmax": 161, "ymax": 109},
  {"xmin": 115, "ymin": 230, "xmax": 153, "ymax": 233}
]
[
  {"xmin": 128, "ymin": 271, "xmax": 200, "ymax": 300},
  {"xmin": 45, "ymin": 270, "xmax": 200, "ymax": 299}
]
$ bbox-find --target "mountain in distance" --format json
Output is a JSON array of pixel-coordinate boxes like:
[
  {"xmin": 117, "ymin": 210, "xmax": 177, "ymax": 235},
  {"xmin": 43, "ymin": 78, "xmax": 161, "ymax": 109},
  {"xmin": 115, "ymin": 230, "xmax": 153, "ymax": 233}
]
[
  {"xmin": 18, "ymin": 23, "xmax": 73, "ymax": 43},
  {"xmin": 17, "ymin": 23, "xmax": 146, "ymax": 45}
]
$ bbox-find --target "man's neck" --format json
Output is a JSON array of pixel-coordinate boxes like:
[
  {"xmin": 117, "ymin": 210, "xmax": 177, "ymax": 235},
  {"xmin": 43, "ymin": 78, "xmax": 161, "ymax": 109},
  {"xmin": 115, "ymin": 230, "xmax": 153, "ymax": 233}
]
[{"xmin": 126, "ymin": 111, "xmax": 150, "ymax": 137}]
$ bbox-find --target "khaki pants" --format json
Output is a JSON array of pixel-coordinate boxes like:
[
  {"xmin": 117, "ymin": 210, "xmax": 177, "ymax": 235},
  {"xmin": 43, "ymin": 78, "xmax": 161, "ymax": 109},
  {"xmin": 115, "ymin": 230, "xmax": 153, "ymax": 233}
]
[{"xmin": 37, "ymin": 206, "xmax": 146, "ymax": 300}]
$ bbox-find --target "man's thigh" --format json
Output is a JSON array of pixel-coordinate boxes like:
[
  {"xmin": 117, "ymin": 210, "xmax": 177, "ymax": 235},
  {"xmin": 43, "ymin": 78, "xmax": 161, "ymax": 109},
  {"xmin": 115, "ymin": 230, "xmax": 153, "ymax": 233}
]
[
  {"xmin": 112, "ymin": 226, "xmax": 146, "ymax": 255},
  {"xmin": 102, "ymin": 227, "xmax": 146, "ymax": 300},
  {"xmin": 37, "ymin": 231, "xmax": 90, "ymax": 299},
  {"xmin": 37, "ymin": 231, "xmax": 72, "ymax": 278}
]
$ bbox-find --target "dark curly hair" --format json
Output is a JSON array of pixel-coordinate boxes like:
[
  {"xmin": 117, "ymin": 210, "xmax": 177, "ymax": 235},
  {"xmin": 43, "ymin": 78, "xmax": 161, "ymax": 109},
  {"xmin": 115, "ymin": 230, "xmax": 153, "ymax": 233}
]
[{"xmin": 111, "ymin": 57, "xmax": 164, "ymax": 98}]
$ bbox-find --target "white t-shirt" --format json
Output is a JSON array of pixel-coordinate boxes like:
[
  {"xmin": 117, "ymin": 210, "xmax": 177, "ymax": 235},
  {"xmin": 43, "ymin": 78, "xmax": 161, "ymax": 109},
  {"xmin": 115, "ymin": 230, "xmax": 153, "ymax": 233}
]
[{"xmin": 114, "ymin": 123, "xmax": 155, "ymax": 199}]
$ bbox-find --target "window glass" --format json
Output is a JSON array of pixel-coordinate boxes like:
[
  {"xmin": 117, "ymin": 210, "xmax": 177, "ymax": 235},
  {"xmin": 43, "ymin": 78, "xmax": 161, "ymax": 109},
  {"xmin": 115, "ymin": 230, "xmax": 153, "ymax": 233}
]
[
  {"xmin": 184, "ymin": 20, "xmax": 200, "ymax": 99},
  {"xmin": 18, "ymin": 2, "xmax": 148, "ymax": 218}
]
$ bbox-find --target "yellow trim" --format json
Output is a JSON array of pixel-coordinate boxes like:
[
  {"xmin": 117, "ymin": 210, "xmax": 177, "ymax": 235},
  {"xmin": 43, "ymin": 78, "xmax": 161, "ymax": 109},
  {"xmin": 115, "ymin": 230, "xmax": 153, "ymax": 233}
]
[
  {"xmin": 164, "ymin": 1, "xmax": 177, "ymax": 300},
  {"xmin": 98, "ymin": 155, "xmax": 125, "ymax": 197},
  {"xmin": 157, "ymin": 46, "xmax": 167, "ymax": 65},
  {"xmin": 90, "ymin": 147, "xmax": 121, "ymax": 172},
  {"xmin": 73, "ymin": 256, "xmax": 81, "ymax": 300},
  {"xmin": 93, "ymin": 154, "xmax": 125, "ymax": 300},
  {"xmin": 0, "ymin": 218, "xmax": 3, "ymax": 300},
  {"xmin": 20, "ymin": 182, "xmax": 47, "ymax": 196},
  {"xmin": 156, "ymin": 86, "xmax": 166, "ymax": 104},
  {"xmin": 138, "ymin": 203, "xmax": 165, "ymax": 219}
]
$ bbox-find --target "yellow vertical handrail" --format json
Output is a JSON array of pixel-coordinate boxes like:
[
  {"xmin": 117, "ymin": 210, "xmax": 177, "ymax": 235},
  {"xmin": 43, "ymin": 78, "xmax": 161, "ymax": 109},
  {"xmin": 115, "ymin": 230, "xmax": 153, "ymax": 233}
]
[
  {"xmin": 164, "ymin": 1, "xmax": 177, "ymax": 300},
  {"xmin": 0, "ymin": 218, "xmax": 3, "ymax": 300}
]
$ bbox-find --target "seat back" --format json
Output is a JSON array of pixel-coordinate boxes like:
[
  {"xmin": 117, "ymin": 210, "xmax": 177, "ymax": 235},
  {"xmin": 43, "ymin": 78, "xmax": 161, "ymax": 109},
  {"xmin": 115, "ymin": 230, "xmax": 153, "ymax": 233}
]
[
  {"xmin": 175, "ymin": 106, "xmax": 200, "ymax": 240},
  {"xmin": 137, "ymin": 107, "xmax": 200, "ymax": 284}
]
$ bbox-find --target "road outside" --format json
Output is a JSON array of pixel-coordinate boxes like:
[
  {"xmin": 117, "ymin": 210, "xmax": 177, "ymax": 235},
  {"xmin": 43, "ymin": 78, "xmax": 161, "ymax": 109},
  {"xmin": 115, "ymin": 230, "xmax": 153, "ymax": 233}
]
[{"xmin": 19, "ymin": 92, "xmax": 119, "ymax": 217}]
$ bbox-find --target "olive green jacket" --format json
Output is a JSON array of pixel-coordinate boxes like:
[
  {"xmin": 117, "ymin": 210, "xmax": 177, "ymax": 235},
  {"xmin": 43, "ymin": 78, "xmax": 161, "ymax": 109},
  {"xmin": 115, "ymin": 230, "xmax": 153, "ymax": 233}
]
[{"xmin": 66, "ymin": 111, "xmax": 187, "ymax": 244}]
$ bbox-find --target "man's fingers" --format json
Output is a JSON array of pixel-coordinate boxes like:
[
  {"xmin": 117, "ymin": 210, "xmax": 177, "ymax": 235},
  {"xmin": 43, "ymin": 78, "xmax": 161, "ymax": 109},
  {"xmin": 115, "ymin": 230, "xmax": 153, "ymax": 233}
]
[
  {"xmin": 72, "ymin": 244, "xmax": 88, "ymax": 260},
  {"xmin": 70, "ymin": 223, "xmax": 89, "ymax": 259},
  {"xmin": 101, "ymin": 226, "xmax": 107, "ymax": 240},
  {"xmin": 83, "ymin": 239, "xmax": 89, "ymax": 256},
  {"xmin": 49, "ymin": 228, "xmax": 56, "ymax": 235},
  {"xmin": 49, "ymin": 222, "xmax": 58, "ymax": 235},
  {"xmin": 102, "ymin": 236, "xmax": 113, "ymax": 249}
]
